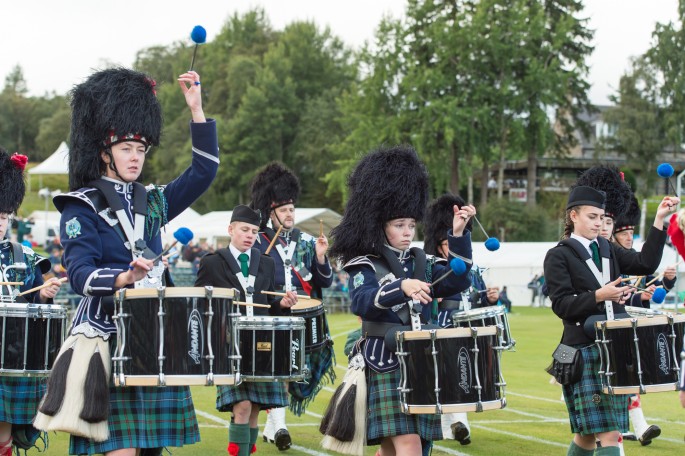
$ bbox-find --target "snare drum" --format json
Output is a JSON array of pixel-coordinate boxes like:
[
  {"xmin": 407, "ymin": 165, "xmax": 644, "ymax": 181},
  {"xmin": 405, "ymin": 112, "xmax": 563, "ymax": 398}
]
[
  {"xmin": 395, "ymin": 326, "xmax": 506, "ymax": 414},
  {"xmin": 291, "ymin": 299, "xmax": 329, "ymax": 353},
  {"xmin": 112, "ymin": 286, "xmax": 240, "ymax": 387},
  {"xmin": 237, "ymin": 316, "xmax": 306, "ymax": 382},
  {"xmin": 595, "ymin": 314, "xmax": 685, "ymax": 394},
  {"xmin": 0, "ymin": 302, "xmax": 67, "ymax": 376},
  {"xmin": 451, "ymin": 305, "xmax": 515, "ymax": 350}
]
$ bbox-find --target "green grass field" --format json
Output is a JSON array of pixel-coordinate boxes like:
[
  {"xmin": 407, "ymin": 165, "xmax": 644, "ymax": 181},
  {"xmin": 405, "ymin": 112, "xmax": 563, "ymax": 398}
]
[{"xmin": 32, "ymin": 307, "xmax": 685, "ymax": 455}]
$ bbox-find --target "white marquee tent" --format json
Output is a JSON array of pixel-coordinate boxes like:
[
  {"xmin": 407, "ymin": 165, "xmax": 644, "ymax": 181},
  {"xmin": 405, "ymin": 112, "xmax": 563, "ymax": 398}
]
[{"xmin": 27, "ymin": 141, "xmax": 69, "ymax": 190}]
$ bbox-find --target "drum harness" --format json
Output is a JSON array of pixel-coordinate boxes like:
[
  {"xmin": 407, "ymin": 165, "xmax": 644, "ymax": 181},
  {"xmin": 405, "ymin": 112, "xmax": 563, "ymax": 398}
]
[
  {"xmin": 361, "ymin": 247, "xmax": 430, "ymax": 340},
  {"xmin": 0, "ymin": 241, "xmax": 27, "ymax": 301},
  {"xmin": 87, "ymin": 179, "xmax": 164, "ymax": 288}
]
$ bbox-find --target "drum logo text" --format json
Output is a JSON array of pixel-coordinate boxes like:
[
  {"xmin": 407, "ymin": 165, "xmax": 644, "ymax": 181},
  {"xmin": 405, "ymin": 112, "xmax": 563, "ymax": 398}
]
[
  {"xmin": 311, "ymin": 318, "xmax": 318, "ymax": 344},
  {"xmin": 458, "ymin": 347, "xmax": 472, "ymax": 393},
  {"xmin": 187, "ymin": 309, "xmax": 204, "ymax": 365},
  {"xmin": 657, "ymin": 333, "xmax": 670, "ymax": 375},
  {"xmin": 291, "ymin": 339, "xmax": 300, "ymax": 371}
]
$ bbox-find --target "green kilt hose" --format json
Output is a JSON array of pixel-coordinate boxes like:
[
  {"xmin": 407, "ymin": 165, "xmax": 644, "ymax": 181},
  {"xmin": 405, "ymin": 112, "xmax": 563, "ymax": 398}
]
[
  {"xmin": 366, "ymin": 368, "xmax": 441, "ymax": 445},
  {"xmin": 216, "ymin": 382, "xmax": 288, "ymax": 412},
  {"xmin": 562, "ymin": 344, "xmax": 629, "ymax": 435},
  {"xmin": 69, "ymin": 386, "xmax": 199, "ymax": 455},
  {"xmin": 0, "ymin": 377, "xmax": 46, "ymax": 424}
]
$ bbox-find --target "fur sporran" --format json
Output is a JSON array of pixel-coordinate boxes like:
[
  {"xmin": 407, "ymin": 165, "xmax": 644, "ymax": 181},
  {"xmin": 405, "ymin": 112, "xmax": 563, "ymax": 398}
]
[
  {"xmin": 321, "ymin": 352, "xmax": 366, "ymax": 456},
  {"xmin": 34, "ymin": 325, "xmax": 111, "ymax": 442}
]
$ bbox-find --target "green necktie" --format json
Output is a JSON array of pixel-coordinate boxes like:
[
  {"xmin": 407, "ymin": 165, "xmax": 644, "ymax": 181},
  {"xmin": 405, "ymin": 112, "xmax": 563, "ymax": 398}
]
[
  {"xmin": 590, "ymin": 241, "xmax": 601, "ymax": 271},
  {"xmin": 238, "ymin": 253, "xmax": 249, "ymax": 278}
]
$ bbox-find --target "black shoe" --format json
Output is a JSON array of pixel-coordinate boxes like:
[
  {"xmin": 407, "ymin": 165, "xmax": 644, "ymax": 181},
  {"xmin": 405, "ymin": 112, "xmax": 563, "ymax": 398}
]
[
  {"xmin": 451, "ymin": 422, "xmax": 471, "ymax": 445},
  {"xmin": 639, "ymin": 425, "xmax": 661, "ymax": 446},
  {"xmin": 274, "ymin": 428, "xmax": 291, "ymax": 451},
  {"xmin": 622, "ymin": 432, "xmax": 637, "ymax": 441}
]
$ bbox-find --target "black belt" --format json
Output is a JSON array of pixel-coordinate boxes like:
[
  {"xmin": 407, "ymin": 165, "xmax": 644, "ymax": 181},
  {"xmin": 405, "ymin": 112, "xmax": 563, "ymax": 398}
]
[
  {"xmin": 440, "ymin": 299, "xmax": 462, "ymax": 311},
  {"xmin": 361, "ymin": 321, "xmax": 406, "ymax": 338}
]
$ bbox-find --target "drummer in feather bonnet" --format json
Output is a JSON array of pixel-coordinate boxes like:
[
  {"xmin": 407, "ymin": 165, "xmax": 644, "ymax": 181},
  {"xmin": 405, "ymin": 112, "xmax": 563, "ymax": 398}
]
[
  {"xmin": 33, "ymin": 67, "xmax": 219, "ymax": 455},
  {"xmin": 0, "ymin": 147, "xmax": 62, "ymax": 456},
  {"xmin": 325, "ymin": 146, "xmax": 474, "ymax": 455},
  {"xmin": 543, "ymin": 179, "xmax": 678, "ymax": 456},
  {"xmin": 250, "ymin": 162, "xmax": 335, "ymax": 449}
]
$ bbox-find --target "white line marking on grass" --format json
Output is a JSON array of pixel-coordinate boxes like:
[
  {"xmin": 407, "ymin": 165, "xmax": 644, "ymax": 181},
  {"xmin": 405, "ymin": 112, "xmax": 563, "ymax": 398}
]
[
  {"xmin": 323, "ymin": 386, "xmax": 336, "ymax": 393},
  {"xmin": 507, "ymin": 391, "xmax": 565, "ymax": 404},
  {"xmin": 195, "ymin": 409, "xmax": 230, "ymax": 426},
  {"xmin": 431, "ymin": 444, "xmax": 471, "ymax": 455},
  {"xmin": 470, "ymin": 423, "xmax": 568, "ymax": 448},
  {"xmin": 291, "ymin": 444, "xmax": 332, "ymax": 456},
  {"xmin": 503, "ymin": 408, "xmax": 566, "ymax": 422},
  {"xmin": 331, "ymin": 329, "xmax": 356, "ymax": 340},
  {"xmin": 306, "ymin": 410, "xmax": 324, "ymax": 419}
]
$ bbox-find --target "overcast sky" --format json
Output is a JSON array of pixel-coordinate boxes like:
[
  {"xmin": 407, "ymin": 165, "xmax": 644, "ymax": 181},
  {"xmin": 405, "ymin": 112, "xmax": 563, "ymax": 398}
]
[{"xmin": 0, "ymin": 0, "xmax": 679, "ymax": 105}]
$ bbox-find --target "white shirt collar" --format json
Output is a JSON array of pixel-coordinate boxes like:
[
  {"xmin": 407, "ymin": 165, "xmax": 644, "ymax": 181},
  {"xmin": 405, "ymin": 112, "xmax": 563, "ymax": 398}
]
[
  {"xmin": 229, "ymin": 244, "xmax": 251, "ymax": 263},
  {"xmin": 570, "ymin": 233, "xmax": 597, "ymax": 256}
]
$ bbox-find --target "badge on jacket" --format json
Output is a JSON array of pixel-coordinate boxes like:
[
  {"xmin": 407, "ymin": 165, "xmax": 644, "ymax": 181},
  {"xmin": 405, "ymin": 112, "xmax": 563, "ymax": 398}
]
[{"xmin": 66, "ymin": 217, "xmax": 82, "ymax": 239}]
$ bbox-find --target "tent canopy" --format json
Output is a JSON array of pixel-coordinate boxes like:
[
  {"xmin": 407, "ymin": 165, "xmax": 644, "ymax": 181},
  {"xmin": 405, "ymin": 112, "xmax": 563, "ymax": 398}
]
[
  {"xmin": 161, "ymin": 208, "xmax": 342, "ymax": 247},
  {"xmin": 29, "ymin": 141, "xmax": 69, "ymax": 175}
]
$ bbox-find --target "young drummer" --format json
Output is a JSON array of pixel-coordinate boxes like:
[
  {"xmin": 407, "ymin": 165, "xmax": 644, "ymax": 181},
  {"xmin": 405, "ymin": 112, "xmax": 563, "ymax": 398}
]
[
  {"xmin": 34, "ymin": 67, "xmax": 219, "ymax": 456},
  {"xmin": 544, "ymin": 184, "xmax": 677, "ymax": 456},
  {"xmin": 194, "ymin": 205, "xmax": 297, "ymax": 456},
  {"xmin": 0, "ymin": 148, "xmax": 62, "ymax": 456},
  {"xmin": 329, "ymin": 146, "xmax": 473, "ymax": 455}
]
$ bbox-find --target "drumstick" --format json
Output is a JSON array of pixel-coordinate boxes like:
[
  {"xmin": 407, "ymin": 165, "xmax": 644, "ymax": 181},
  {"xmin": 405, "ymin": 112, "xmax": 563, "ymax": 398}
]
[
  {"xmin": 264, "ymin": 225, "xmax": 283, "ymax": 255},
  {"xmin": 260, "ymin": 290, "xmax": 313, "ymax": 299},
  {"xmin": 645, "ymin": 259, "xmax": 683, "ymax": 286},
  {"xmin": 232, "ymin": 300, "xmax": 271, "ymax": 308},
  {"xmin": 17, "ymin": 277, "xmax": 68, "ymax": 297},
  {"xmin": 620, "ymin": 276, "xmax": 642, "ymax": 282},
  {"xmin": 0, "ymin": 281, "xmax": 24, "ymax": 286},
  {"xmin": 319, "ymin": 219, "xmax": 324, "ymax": 238}
]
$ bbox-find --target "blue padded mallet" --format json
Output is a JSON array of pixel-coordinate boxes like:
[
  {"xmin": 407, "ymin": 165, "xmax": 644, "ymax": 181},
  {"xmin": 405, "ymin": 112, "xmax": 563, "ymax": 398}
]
[{"xmin": 189, "ymin": 26, "xmax": 207, "ymax": 72}]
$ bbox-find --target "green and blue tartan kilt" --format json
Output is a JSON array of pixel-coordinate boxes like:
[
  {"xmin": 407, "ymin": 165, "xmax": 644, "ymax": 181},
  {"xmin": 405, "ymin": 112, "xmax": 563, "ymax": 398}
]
[
  {"xmin": 69, "ymin": 386, "xmax": 199, "ymax": 455},
  {"xmin": 217, "ymin": 382, "xmax": 288, "ymax": 412},
  {"xmin": 366, "ymin": 368, "xmax": 441, "ymax": 445},
  {"xmin": 0, "ymin": 376, "xmax": 46, "ymax": 424},
  {"xmin": 562, "ymin": 344, "xmax": 630, "ymax": 435}
]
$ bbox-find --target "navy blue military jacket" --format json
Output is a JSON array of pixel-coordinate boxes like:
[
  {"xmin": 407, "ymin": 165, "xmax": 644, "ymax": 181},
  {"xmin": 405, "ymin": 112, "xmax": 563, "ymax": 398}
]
[
  {"xmin": 255, "ymin": 227, "xmax": 333, "ymax": 298},
  {"xmin": 0, "ymin": 240, "xmax": 51, "ymax": 303},
  {"xmin": 55, "ymin": 120, "xmax": 219, "ymax": 335},
  {"xmin": 343, "ymin": 230, "xmax": 473, "ymax": 372}
]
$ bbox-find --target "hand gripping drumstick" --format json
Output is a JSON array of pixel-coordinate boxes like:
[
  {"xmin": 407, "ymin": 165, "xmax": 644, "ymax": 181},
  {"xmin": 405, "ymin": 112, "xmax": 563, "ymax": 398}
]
[
  {"xmin": 260, "ymin": 290, "xmax": 312, "ymax": 300},
  {"xmin": 264, "ymin": 224, "xmax": 283, "ymax": 255},
  {"xmin": 17, "ymin": 277, "xmax": 68, "ymax": 297},
  {"xmin": 645, "ymin": 259, "xmax": 683, "ymax": 286}
]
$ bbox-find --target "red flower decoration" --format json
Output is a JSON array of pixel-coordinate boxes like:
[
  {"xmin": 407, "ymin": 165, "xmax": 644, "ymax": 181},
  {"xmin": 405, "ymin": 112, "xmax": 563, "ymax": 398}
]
[
  {"xmin": 146, "ymin": 77, "xmax": 157, "ymax": 96},
  {"xmin": 10, "ymin": 153, "xmax": 28, "ymax": 171},
  {"xmin": 251, "ymin": 444, "xmax": 257, "ymax": 454}
]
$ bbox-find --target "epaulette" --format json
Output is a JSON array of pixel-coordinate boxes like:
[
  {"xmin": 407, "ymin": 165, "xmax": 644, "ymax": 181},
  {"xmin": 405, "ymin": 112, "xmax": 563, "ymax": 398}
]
[
  {"xmin": 343, "ymin": 255, "xmax": 376, "ymax": 271},
  {"xmin": 53, "ymin": 187, "xmax": 98, "ymax": 213}
]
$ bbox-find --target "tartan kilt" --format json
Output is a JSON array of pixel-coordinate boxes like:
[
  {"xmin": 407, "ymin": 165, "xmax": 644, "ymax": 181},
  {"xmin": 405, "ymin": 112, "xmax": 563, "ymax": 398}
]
[
  {"xmin": 217, "ymin": 382, "xmax": 288, "ymax": 412},
  {"xmin": 0, "ymin": 376, "xmax": 46, "ymax": 424},
  {"xmin": 366, "ymin": 367, "xmax": 441, "ymax": 445},
  {"xmin": 562, "ymin": 344, "xmax": 629, "ymax": 435},
  {"xmin": 69, "ymin": 386, "xmax": 199, "ymax": 455}
]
